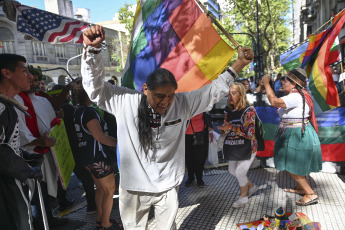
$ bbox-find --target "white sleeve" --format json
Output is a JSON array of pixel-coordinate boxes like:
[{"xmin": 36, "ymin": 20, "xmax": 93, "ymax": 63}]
[
  {"xmin": 184, "ymin": 69, "xmax": 235, "ymax": 119},
  {"xmin": 281, "ymin": 93, "xmax": 301, "ymax": 109},
  {"xmin": 81, "ymin": 51, "xmax": 140, "ymax": 115}
]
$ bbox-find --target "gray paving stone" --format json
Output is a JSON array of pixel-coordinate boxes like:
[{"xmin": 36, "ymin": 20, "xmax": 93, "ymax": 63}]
[{"xmin": 64, "ymin": 167, "xmax": 345, "ymax": 230}]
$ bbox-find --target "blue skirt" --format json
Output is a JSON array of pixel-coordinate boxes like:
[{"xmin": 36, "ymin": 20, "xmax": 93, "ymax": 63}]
[{"xmin": 274, "ymin": 123, "xmax": 322, "ymax": 176}]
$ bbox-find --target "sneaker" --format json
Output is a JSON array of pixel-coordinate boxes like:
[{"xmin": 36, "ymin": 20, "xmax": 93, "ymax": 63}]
[
  {"xmin": 248, "ymin": 185, "xmax": 259, "ymax": 197},
  {"xmin": 232, "ymin": 196, "xmax": 248, "ymax": 208},
  {"xmin": 185, "ymin": 179, "xmax": 195, "ymax": 187},
  {"xmin": 197, "ymin": 180, "xmax": 205, "ymax": 188},
  {"xmin": 86, "ymin": 206, "xmax": 97, "ymax": 215}
]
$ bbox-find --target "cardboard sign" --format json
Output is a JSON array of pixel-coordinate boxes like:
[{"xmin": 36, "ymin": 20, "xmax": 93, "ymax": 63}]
[{"xmin": 49, "ymin": 119, "xmax": 75, "ymax": 190}]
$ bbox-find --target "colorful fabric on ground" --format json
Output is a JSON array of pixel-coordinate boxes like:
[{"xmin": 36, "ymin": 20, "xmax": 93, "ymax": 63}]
[
  {"xmin": 255, "ymin": 105, "xmax": 345, "ymax": 162},
  {"xmin": 301, "ymin": 10, "xmax": 345, "ymax": 110},
  {"xmin": 16, "ymin": 5, "xmax": 88, "ymax": 44},
  {"xmin": 280, "ymin": 42, "xmax": 308, "ymax": 72},
  {"xmin": 122, "ymin": 0, "xmax": 236, "ymax": 92}
]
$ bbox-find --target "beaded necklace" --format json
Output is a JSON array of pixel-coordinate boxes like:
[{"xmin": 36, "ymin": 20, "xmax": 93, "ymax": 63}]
[{"xmin": 148, "ymin": 105, "xmax": 161, "ymax": 140}]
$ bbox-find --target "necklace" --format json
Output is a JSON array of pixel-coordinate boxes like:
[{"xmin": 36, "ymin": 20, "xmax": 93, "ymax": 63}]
[{"xmin": 148, "ymin": 105, "xmax": 161, "ymax": 140}]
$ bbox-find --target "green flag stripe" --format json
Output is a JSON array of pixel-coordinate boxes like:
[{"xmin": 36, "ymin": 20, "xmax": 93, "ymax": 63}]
[
  {"xmin": 318, "ymin": 125, "xmax": 345, "ymax": 144},
  {"xmin": 141, "ymin": 0, "xmax": 162, "ymax": 22},
  {"xmin": 282, "ymin": 58, "xmax": 302, "ymax": 72},
  {"xmin": 309, "ymin": 74, "xmax": 331, "ymax": 111},
  {"xmin": 262, "ymin": 123, "xmax": 278, "ymax": 140},
  {"xmin": 129, "ymin": 27, "xmax": 148, "ymax": 65}
]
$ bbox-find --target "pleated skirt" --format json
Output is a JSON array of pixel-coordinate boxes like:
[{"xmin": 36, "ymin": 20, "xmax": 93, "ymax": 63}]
[{"xmin": 274, "ymin": 123, "xmax": 322, "ymax": 176}]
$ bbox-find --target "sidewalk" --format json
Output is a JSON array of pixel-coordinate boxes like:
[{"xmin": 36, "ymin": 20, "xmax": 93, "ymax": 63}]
[{"xmin": 60, "ymin": 167, "xmax": 345, "ymax": 230}]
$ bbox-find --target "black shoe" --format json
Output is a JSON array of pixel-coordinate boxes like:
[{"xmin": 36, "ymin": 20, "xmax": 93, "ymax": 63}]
[
  {"xmin": 185, "ymin": 179, "xmax": 195, "ymax": 187},
  {"xmin": 197, "ymin": 180, "xmax": 205, "ymax": 188},
  {"xmin": 48, "ymin": 216, "xmax": 69, "ymax": 227},
  {"xmin": 86, "ymin": 205, "xmax": 97, "ymax": 215},
  {"xmin": 58, "ymin": 199, "xmax": 75, "ymax": 212}
]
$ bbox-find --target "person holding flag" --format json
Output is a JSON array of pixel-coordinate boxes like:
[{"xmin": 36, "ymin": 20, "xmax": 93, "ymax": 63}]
[
  {"xmin": 81, "ymin": 24, "xmax": 253, "ymax": 230},
  {"xmin": 262, "ymin": 68, "xmax": 322, "ymax": 206}
]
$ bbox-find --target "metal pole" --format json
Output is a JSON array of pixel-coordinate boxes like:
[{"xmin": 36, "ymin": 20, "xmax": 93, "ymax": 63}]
[
  {"xmin": 229, "ymin": 32, "xmax": 257, "ymax": 79},
  {"xmin": 256, "ymin": 0, "xmax": 263, "ymax": 79},
  {"xmin": 67, "ymin": 54, "xmax": 83, "ymax": 73},
  {"xmin": 41, "ymin": 67, "xmax": 75, "ymax": 81},
  {"xmin": 37, "ymin": 180, "xmax": 49, "ymax": 230}
]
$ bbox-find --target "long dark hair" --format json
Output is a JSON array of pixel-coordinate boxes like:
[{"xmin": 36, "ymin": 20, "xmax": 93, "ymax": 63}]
[
  {"xmin": 138, "ymin": 68, "xmax": 177, "ymax": 154},
  {"xmin": 70, "ymin": 77, "xmax": 89, "ymax": 106},
  {"xmin": 286, "ymin": 77, "xmax": 306, "ymax": 137}
]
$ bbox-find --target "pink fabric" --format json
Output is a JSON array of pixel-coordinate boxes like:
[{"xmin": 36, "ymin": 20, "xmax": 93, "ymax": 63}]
[{"xmin": 186, "ymin": 113, "xmax": 205, "ymax": 134}]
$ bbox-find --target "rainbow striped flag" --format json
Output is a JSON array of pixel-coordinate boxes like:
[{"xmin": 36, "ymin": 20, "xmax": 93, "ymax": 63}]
[
  {"xmin": 301, "ymin": 9, "xmax": 345, "ymax": 111},
  {"xmin": 122, "ymin": 0, "xmax": 236, "ymax": 92}
]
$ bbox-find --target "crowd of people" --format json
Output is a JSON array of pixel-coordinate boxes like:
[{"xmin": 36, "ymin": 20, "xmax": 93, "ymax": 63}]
[{"xmin": 0, "ymin": 24, "xmax": 325, "ymax": 230}]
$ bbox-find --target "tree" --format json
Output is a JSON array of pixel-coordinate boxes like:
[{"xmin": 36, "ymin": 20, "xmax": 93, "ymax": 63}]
[
  {"xmin": 118, "ymin": 4, "xmax": 134, "ymax": 35},
  {"xmin": 107, "ymin": 4, "xmax": 134, "ymax": 73},
  {"xmin": 222, "ymin": 0, "xmax": 291, "ymax": 77}
]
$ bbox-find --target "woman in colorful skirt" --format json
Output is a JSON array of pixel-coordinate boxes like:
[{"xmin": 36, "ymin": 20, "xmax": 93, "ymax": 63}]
[{"xmin": 262, "ymin": 68, "xmax": 322, "ymax": 206}]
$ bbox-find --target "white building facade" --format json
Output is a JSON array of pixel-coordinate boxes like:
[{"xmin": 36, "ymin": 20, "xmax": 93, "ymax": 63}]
[{"xmin": 0, "ymin": 0, "xmax": 128, "ymax": 86}]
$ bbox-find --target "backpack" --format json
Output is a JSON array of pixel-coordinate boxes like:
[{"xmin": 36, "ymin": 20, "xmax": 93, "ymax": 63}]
[{"xmin": 255, "ymin": 112, "xmax": 265, "ymax": 151}]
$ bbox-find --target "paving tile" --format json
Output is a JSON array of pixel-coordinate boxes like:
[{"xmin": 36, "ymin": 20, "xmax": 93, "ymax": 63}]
[{"xmin": 64, "ymin": 167, "xmax": 345, "ymax": 230}]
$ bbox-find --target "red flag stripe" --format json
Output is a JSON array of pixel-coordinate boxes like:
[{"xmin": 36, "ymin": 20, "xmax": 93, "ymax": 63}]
[
  {"xmin": 59, "ymin": 24, "xmax": 88, "ymax": 43},
  {"xmin": 48, "ymin": 21, "xmax": 83, "ymax": 42}
]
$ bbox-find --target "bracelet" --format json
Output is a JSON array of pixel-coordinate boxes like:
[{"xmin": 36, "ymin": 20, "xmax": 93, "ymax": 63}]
[
  {"xmin": 84, "ymin": 45, "xmax": 102, "ymax": 54},
  {"xmin": 227, "ymin": 67, "xmax": 237, "ymax": 79}
]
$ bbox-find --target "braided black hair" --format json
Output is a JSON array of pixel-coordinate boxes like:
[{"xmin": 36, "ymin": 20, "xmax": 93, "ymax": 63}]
[
  {"xmin": 295, "ymin": 86, "xmax": 306, "ymax": 137},
  {"xmin": 138, "ymin": 95, "xmax": 152, "ymax": 155},
  {"xmin": 286, "ymin": 78, "xmax": 306, "ymax": 137}
]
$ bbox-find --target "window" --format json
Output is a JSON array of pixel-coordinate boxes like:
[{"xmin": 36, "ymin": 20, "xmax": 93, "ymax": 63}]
[
  {"xmin": 0, "ymin": 27, "xmax": 16, "ymax": 53},
  {"xmin": 32, "ymin": 42, "xmax": 46, "ymax": 56},
  {"xmin": 1, "ymin": 41, "xmax": 15, "ymax": 53},
  {"xmin": 77, "ymin": 47, "xmax": 83, "ymax": 55},
  {"xmin": 55, "ymin": 46, "xmax": 66, "ymax": 58}
]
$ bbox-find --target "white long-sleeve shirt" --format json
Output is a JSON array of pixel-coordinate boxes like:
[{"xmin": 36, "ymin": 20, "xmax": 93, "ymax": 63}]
[
  {"xmin": 81, "ymin": 51, "xmax": 236, "ymax": 193},
  {"xmin": 14, "ymin": 94, "xmax": 58, "ymax": 197}
]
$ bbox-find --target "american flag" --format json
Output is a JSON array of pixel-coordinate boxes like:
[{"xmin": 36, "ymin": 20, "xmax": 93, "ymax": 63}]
[{"xmin": 16, "ymin": 5, "xmax": 88, "ymax": 44}]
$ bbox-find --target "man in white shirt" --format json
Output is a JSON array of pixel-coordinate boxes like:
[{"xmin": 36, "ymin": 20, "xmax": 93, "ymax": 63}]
[
  {"xmin": 81, "ymin": 25, "xmax": 253, "ymax": 230},
  {"xmin": 14, "ymin": 69, "xmax": 69, "ymax": 228}
]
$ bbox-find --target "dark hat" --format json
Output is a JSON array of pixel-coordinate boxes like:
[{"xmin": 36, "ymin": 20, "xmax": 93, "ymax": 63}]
[{"xmin": 287, "ymin": 68, "xmax": 307, "ymax": 88}]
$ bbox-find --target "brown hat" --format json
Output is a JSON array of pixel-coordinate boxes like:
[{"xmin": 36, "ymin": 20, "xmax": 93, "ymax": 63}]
[{"xmin": 287, "ymin": 68, "xmax": 307, "ymax": 88}]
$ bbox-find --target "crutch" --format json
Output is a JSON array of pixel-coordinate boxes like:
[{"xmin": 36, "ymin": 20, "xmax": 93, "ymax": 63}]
[{"xmin": 37, "ymin": 179, "xmax": 49, "ymax": 230}]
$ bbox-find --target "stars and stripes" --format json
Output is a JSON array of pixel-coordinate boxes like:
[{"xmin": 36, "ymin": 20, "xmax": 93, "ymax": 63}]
[{"xmin": 16, "ymin": 4, "xmax": 88, "ymax": 44}]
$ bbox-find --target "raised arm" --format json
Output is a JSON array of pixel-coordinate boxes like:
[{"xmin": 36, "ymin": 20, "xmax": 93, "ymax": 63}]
[
  {"xmin": 262, "ymin": 74, "xmax": 286, "ymax": 108},
  {"xmin": 186, "ymin": 48, "xmax": 254, "ymax": 118}
]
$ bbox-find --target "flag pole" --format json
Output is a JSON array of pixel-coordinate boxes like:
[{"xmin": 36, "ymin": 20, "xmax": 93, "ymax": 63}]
[{"xmin": 194, "ymin": 0, "xmax": 240, "ymax": 50}]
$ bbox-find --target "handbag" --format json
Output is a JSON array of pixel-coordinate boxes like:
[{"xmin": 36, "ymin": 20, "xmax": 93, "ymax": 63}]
[{"xmin": 190, "ymin": 120, "xmax": 205, "ymax": 146}]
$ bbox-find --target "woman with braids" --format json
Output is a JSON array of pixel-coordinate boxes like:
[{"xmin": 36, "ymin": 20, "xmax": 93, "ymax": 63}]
[
  {"xmin": 81, "ymin": 25, "xmax": 253, "ymax": 229},
  {"xmin": 262, "ymin": 68, "xmax": 322, "ymax": 206}
]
